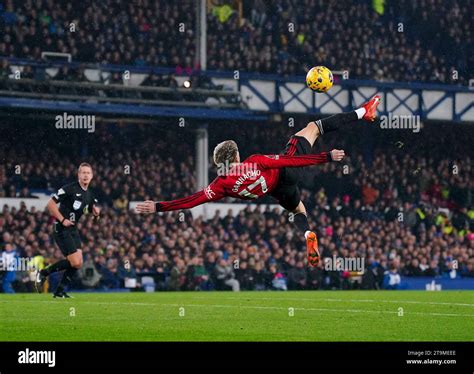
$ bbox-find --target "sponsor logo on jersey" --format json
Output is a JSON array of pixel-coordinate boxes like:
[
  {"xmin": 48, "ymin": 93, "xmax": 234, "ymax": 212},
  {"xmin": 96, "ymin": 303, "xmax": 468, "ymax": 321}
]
[{"xmin": 204, "ymin": 186, "xmax": 216, "ymax": 200}]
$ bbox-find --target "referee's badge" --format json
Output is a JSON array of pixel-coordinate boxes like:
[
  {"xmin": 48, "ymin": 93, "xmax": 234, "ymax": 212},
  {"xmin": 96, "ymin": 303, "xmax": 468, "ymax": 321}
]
[{"xmin": 73, "ymin": 200, "xmax": 82, "ymax": 210}]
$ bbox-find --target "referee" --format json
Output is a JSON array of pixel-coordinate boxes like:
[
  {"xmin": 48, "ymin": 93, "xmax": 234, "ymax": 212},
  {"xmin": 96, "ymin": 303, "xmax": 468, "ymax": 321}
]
[{"xmin": 35, "ymin": 162, "xmax": 100, "ymax": 298}]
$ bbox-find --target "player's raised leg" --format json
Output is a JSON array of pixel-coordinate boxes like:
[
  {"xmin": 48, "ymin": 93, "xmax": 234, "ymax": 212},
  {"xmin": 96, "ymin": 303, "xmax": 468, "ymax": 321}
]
[
  {"xmin": 312, "ymin": 94, "xmax": 381, "ymax": 136},
  {"xmin": 293, "ymin": 122, "xmax": 321, "ymax": 147},
  {"xmin": 291, "ymin": 201, "xmax": 320, "ymax": 267},
  {"xmin": 291, "ymin": 94, "xmax": 380, "ymax": 147}
]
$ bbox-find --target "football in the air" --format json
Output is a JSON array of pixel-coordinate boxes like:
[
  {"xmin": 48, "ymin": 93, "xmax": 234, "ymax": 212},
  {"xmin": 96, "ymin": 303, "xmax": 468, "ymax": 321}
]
[{"xmin": 306, "ymin": 66, "xmax": 334, "ymax": 92}]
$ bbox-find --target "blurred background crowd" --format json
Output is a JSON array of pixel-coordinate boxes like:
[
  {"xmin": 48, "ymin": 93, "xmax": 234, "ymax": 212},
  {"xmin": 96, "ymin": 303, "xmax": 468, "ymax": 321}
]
[
  {"xmin": 1, "ymin": 120, "xmax": 472, "ymax": 293},
  {"xmin": 0, "ymin": 0, "xmax": 472, "ymax": 293},
  {"xmin": 0, "ymin": 0, "xmax": 472, "ymax": 84}
]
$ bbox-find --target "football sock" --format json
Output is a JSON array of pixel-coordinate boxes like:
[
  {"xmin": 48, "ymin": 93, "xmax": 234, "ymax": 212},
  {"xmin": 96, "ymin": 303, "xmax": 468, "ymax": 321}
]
[
  {"xmin": 42, "ymin": 259, "xmax": 70, "ymax": 276},
  {"xmin": 55, "ymin": 267, "xmax": 77, "ymax": 294},
  {"xmin": 355, "ymin": 107, "xmax": 366, "ymax": 119},
  {"xmin": 293, "ymin": 212, "xmax": 310, "ymax": 233},
  {"xmin": 314, "ymin": 111, "xmax": 359, "ymax": 134}
]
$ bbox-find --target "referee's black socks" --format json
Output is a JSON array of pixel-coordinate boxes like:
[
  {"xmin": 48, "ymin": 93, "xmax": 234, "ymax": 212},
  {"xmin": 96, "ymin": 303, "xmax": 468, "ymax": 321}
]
[
  {"xmin": 42, "ymin": 259, "xmax": 70, "ymax": 276},
  {"xmin": 56, "ymin": 267, "xmax": 78, "ymax": 294}
]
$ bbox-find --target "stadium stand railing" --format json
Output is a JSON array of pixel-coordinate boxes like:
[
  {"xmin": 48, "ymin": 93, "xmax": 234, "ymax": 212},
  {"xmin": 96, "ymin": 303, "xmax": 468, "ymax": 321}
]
[{"xmin": 1, "ymin": 58, "xmax": 473, "ymax": 122}]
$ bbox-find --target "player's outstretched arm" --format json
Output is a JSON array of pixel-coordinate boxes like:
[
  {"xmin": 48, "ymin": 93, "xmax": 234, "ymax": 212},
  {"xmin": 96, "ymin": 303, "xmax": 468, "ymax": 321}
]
[
  {"xmin": 135, "ymin": 200, "xmax": 158, "ymax": 214},
  {"xmin": 256, "ymin": 149, "xmax": 345, "ymax": 169},
  {"xmin": 136, "ymin": 184, "xmax": 225, "ymax": 214}
]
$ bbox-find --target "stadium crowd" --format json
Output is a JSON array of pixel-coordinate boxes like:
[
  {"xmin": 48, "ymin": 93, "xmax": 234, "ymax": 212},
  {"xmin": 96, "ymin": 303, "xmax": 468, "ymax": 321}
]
[
  {"xmin": 0, "ymin": 0, "xmax": 471, "ymax": 85},
  {"xmin": 0, "ymin": 121, "xmax": 473, "ymax": 293}
]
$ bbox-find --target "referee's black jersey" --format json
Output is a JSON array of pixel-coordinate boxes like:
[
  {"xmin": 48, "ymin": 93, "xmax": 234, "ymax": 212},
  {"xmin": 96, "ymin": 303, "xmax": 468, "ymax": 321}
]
[{"xmin": 51, "ymin": 182, "xmax": 98, "ymax": 226}]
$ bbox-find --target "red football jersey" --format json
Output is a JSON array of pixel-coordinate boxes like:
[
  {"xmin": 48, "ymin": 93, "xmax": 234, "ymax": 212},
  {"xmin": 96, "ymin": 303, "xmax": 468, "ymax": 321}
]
[{"xmin": 157, "ymin": 152, "xmax": 331, "ymax": 212}]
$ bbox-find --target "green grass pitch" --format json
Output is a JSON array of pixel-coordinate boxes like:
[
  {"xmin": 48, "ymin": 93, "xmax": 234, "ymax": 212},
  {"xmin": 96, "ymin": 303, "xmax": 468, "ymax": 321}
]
[{"xmin": 1, "ymin": 291, "xmax": 473, "ymax": 341}]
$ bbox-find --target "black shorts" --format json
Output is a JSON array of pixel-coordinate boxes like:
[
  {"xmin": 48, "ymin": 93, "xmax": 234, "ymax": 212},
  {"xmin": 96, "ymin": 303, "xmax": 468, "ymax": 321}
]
[
  {"xmin": 53, "ymin": 222, "xmax": 81, "ymax": 256},
  {"xmin": 271, "ymin": 135, "xmax": 312, "ymax": 211}
]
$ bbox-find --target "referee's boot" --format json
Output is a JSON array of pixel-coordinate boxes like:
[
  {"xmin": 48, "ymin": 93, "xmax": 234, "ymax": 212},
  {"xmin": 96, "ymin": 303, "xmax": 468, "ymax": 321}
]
[
  {"xmin": 34, "ymin": 270, "xmax": 47, "ymax": 293},
  {"xmin": 53, "ymin": 290, "xmax": 73, "ymax": 299}
]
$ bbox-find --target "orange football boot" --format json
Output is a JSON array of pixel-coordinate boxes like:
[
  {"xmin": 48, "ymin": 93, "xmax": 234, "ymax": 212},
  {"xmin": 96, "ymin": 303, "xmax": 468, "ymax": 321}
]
[
  {"xmin": 360, "ymin": 94, "xmax": 381, "ymax": 121},
  {"xmin": 306, "ymin": 231, "xmax": 320, "ymax": 267}
]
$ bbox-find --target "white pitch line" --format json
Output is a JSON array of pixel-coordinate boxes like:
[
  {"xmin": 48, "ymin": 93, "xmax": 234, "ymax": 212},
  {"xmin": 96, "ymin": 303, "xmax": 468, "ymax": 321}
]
[
  {"xmin": 0, "ymin": 299, "xmax": 155, "ymax": 307},
  {"xmin": 1, "ymin": 299, "xmax": 474, "ymax": 317},
  {"xmin": 160, "ymin": 303, "xmax": 474, "ymax": 317},
  {"xmin": 222, "ymin": 296, "xmax": 474, "ymax": 307}
]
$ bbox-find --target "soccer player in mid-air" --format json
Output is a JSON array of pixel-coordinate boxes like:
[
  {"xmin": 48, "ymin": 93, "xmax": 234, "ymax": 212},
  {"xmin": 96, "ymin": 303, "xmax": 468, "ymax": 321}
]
[
  {"xmin": 137, "ymin": 95, "xmax": 381, "ymax": 266},
  {"xmin": 35, "ymin": 163, "xmax": 100, "ymax": 298}
]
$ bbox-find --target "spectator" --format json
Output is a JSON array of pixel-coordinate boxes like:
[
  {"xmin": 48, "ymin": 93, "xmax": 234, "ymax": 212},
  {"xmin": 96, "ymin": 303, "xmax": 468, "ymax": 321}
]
[
  {"xmin": 99, "ymin": 259, "xmax": 121, "ymax": 290},
  {"xmin": 253, "ymin": 261, "xmax": 267, "ymax": 291},
  {"xmin": 186, "ymin": 256, "xmax": 210, "ymax": 291},
  {"xmin": 361, "ymin": 258, "xmax": 384, "ymax": 290},
  {"xmin": 268, "ymin": 263, "xmax": 287, "ymax": 291},
  {"xmin": 362, "ymin": 182, "xmax": 379, "ymax": 205},
  {"xmin": 79, "ymin": 257, "xmax": 102, "ymax": 289},
  {"xmin": 383, "ymin": 261, "xmax": 403, "ymax": 290},
  {"xmin": 0, "ymin": 59, "xmax": 11, "ymax": 79},
  {"xmin": 113, "ymin": 194, "xmax": 129, "ymax": 211},
  {"xmin": 287, "ymin": 261, "xmax": 307, "ymax": 290},
  {"xmin": 404, "ymin": 258, "xmax": 424, "ymax": 277},
  {"xmin": 235, "ymin": 261, "xmax": 256, "ymax": 290},
  {"xmin": 215, "ymin": 259, "xmax": 240, "ymax": 291},
  {"xmin": 169, "ymin": 259, "xmax": 187, "ymax": 291},
  {"xmin": 1, "ymin": 243, "xmax": 17, "ymax": 293}
]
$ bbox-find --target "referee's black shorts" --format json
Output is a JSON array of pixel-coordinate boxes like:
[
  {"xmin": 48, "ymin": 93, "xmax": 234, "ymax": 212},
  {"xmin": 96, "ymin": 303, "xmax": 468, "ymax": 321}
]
[
  {"xmin": 270, "ymin": 135, "xmax": 312, "ymax": 211},
  {"xmin": 53, "ymin": 222, "xmax": 81, "ymax": 256}
]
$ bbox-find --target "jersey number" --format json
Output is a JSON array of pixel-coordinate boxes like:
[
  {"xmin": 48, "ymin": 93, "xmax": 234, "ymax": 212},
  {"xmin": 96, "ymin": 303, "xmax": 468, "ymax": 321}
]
[{"xmin": 238, "ymin": 176, "xmax": 268, "ymax": 199}]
